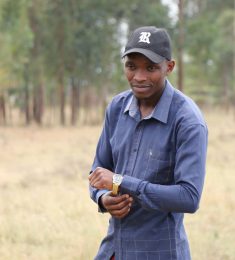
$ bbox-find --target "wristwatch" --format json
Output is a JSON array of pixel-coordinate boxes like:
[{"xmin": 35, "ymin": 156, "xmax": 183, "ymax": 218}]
[{"xmin": 112, "ymin": 174, "xmax": 123, "ymax": 195}]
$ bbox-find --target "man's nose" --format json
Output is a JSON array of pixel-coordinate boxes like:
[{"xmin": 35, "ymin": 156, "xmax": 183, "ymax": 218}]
[{"xmin": 133, "ymin": 69, "xmax": 147, "ymax": 82}]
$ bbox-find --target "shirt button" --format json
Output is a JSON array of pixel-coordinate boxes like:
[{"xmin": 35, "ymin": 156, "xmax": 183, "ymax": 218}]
[{"xmin": 133, "ymin": 148, "xmax": 137, "ymax": 152}]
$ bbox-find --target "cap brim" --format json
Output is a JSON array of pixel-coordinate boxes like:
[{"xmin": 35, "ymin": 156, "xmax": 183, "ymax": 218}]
[{"xmin": 122, "ymin": 48, "xmax": 165, "ymax": 63}]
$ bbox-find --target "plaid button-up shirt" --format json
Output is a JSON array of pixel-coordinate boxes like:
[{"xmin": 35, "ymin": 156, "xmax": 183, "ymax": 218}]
[{"xmin": 90, "ymin": 80, "xmax": 208, "ymax": 260}]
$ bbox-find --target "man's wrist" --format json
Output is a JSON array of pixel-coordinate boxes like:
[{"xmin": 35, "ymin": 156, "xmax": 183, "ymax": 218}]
[{"xmin": 98, "ymin": 192, "xmax": 109, "ymax": 213}]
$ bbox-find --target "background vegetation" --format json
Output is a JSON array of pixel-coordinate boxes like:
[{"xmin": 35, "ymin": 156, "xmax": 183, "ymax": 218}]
[{"xmin": 0, "ymin": 0, "xmax": 234, "ymax": 126}]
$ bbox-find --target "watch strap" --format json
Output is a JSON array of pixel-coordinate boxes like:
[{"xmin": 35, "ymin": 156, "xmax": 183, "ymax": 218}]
[{"xmin": 112, "ymin": 183, "xmax": 119, "ymax": 195}]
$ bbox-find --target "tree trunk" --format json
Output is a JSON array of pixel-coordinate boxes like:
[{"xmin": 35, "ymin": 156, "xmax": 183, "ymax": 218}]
[
  {"xmin": 0, "ymin": 95, "xmax": 6, "ymax": 125},
  {"xmin": 24, "ymin": 63, "xmax": 31, "ymax": 125},
  {"xmin": 25, "ymin": 84, "xmax": 30, "ymax": 125},
  {"xmin": 56, "ymin": 3, "xmax": 66, "ymax": 126},
  {"xmin": 33, "ymin": 83, "xmax": 44, "ymax": 125},
  {"xmin": 222, "ymin": 66, "xmax": 230, "ymax": 111},
  {"xmin": 59, "ymin": 72, "xmax": 65, "ymax": 125},
  {"xmin": 28, "ymin": 1, "xmax": 44, "ymax": 125},
  {"xmin": 70, "ymin": 77, "xmax": 79, "ymax": 126},
  {"xmin": 178, "ymin": 0, "xmax": 184, "ymax": 92}
]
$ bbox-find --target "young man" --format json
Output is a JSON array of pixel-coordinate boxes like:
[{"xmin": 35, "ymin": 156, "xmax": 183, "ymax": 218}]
[{"xmin": 89, "ymin": 26, "xmax": 208, "ymax": 260}]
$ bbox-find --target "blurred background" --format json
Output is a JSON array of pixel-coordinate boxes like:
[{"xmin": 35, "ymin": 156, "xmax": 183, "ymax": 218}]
[
  {"xmin": 0, "ymin": 0, "xmax": 234, "ymax": 259},
  {"xmin": 0, "ymin": 0, "xmax": 234, "ymax": 126}
]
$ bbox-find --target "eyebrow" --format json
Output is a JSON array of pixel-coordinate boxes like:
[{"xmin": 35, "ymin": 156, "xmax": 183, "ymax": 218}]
[{"xmin": 124, "ymin": 60, "xmax": 133, "ymax": 64}]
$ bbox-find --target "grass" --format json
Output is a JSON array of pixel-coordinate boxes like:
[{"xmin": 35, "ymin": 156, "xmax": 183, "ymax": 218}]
[{"xmin": 0, "ymin": 108, "xmax": 234, "ymax": 260}]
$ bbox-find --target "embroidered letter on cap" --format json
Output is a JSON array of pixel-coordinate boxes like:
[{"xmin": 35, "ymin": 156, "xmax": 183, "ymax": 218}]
[{"xmin": 139, "ymin": 32, "xmax": 151, "ymax": 44}]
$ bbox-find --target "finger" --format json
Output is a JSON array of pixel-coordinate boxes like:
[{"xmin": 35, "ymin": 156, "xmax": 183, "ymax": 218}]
[
  {"xmin": 88, "ymin": 173, "xmax": 96, "ymax": 182},
  {"xmin": 93, "ymin": 167, "xmax": 103, "ymax": 176},
  {"xmin": 116, "ymin": 209, "xmax": 130, "ymax": 219},
  {"xmin": 109, "ymin": 195, "xmax": 133, "ymax": 208},
  {"xmin": 111, "ymin": 195, "xmax": 133, "ymax": 206},
  {"xmin": 102, "ymin": 194, "xmax": 123, "ymax": 208},
  {"xmin": 102, "ymin": 193, "xmax": 133, "ymax": 209},
  {"xmin": 110, "ymin": 204, "xmax": 131, "ymax": 218},
  {"xmin": 90, "ymin": 171, "xmax": 109, "ymax": 186},
  {"xmin": 109, "ymin": 194, "xmax": 130, "ymax": 203},
  {"xmin": 90, "ymin": 176, "xmax": 99, "ymax": 186},
  {"xmin": 106, "ymin": 197, "xmax": 133, "ymax": 211},
  {"xmin": 106, "ymin": 198, "xmax": 131, "ymax": 211},
  {"xmin": 109, "ymin": 207, "xmax": 130, "ymax": 217},
  {"xmin": 89, "ymin": 173, "xmax": 102, "ymax": 186},
  {"xmin": 88, "ymin": 167, "xmax": 102, "ymax": 181},
  {"xmin": 92, "ymin": 180, "xmax": 106, "ymax": 189}
]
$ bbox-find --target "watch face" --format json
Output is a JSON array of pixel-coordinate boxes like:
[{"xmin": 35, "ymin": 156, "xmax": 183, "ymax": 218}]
[{"xmin": 113, "ymin": 174, "xmax": 123, "ymax": 184}]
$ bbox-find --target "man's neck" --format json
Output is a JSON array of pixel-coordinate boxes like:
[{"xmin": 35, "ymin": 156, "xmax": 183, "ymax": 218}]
[
  {"xmin": 138, "ymin": 91, "xmax": 163, "ymax": 118},
  {"xmin": 139, "ymin": 104, "xmax": 154, "ymax": 119}
]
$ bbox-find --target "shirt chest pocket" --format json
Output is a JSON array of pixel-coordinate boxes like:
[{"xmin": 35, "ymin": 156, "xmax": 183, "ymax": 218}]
[{"xmin": 146, "ymin": 149, "xmax": 175, "ymax": 184}]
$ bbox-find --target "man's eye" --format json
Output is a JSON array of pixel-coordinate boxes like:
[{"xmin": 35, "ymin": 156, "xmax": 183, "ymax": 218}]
[
  {"xmin": 126, "ymin": 64, "xmax": 136, "ymax": 70},
  {"xmin": 147, "ymin": 65, "xmax": 157, "ymax": 72}
]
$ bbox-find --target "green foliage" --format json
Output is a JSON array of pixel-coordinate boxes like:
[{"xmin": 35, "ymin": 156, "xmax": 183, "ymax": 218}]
[
  {"xmin": 0, "ymin": 0, "xmax": 33, "ymax": 90},
  {"xmin": 183, "ymin": 0, "xmax": 234, "ymax": 102},
  {"xmin": 123, "ymin": 0, "xmax": 170, "ymax": 30},
  {"xmin": 0, "ymin": 0, "xmax": 233, "ymax": 109}
]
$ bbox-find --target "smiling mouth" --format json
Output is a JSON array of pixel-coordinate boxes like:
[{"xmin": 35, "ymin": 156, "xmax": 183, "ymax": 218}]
[
  {"xmin": 132, "ymin": 84, "xmax": 151, "ymax": 89},
  {"xmin": 131, "ymin": 85, "xmax": 152, "ymax": 95}
]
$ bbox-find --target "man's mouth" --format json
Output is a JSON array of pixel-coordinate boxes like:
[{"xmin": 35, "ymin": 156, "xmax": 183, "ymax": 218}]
[{"xmin": 132, "ymin": 84, "xmax": 151, "ymax": 89}]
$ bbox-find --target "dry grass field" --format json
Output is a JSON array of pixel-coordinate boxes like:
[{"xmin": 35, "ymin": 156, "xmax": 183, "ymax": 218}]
[{"xmin": 0, "ymin": 108, "xmax": 235, "ymax": 260}]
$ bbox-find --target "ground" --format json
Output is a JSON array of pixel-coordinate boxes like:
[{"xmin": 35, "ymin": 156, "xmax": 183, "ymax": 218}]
[{"xmin": 0, "ymin": 108, "xmax": 234, "ymax": 260}]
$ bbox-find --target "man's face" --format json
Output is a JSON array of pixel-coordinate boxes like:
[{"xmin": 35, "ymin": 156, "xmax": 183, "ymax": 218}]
[{"xmin": 124, "ymin": 53, "xmax": 174, "ymax": 104}]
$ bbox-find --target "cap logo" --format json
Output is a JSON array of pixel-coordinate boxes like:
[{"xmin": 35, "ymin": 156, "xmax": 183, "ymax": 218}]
[{"xmin": 138, "ymin": 32, "xmax": 151, "ymax": 44}]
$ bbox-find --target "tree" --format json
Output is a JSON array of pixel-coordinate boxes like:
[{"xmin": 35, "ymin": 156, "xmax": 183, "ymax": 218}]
[
  {"xmin": 183, "ymin": 0, "xmax": 234, "ymax": 104},
  {"xmin": 213, "ymin": 10, "xmax": 235, "ymax": 106},
  {"xmin": 0, "ymin": 0, "xmax": 33, "ymax": 125},
  {"xmin": 177, "ymin": 0, "xmax": 184, "ymax": 92},
  {"xmin": 28, "ymin": 0, "xmax": 46, "ymax": 125}
]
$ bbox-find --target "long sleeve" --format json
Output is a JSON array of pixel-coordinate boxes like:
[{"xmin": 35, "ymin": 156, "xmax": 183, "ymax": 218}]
[
  {"xmin": 89, "ymin": 105, "xmax": 114, "ymax": 208},
  {"xmin": 120, "ymin": 124, "xmax": 208, "ymax": 213}
]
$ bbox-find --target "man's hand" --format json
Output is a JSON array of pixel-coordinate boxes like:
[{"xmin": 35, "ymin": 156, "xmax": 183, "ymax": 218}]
[
  {"xmin": 101, "ymin": 192, "xmax": 133, "ymax": 219},
  {"xmin": 89, "ymin": 167, "xmax": 114, "ymax": 191}
]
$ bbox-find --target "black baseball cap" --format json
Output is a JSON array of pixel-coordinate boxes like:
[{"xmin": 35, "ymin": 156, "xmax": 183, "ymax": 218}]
[{"xmin": 122, "ymin": 26, "xmax": 172, "ymax": 63}]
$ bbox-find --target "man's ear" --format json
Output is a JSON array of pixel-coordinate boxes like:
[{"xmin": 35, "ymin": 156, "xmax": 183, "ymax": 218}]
[{"xmin": 166, "ymin": 60, "xmax": 175, "ymax": 75}]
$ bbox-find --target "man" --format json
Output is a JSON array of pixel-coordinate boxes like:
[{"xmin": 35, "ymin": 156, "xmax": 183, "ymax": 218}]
[{"xmin": 89, "ymin": 26, "xmax": 208, "ymax": 260}]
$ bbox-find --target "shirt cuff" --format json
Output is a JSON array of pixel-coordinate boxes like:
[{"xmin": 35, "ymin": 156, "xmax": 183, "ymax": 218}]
[
  {"xmin": 96, "ymin": 189, "xmax": 109, "ymax": 213},
  {"xmin": 120, "ymin": 175, "xmax": 142, "ymax": 196}
]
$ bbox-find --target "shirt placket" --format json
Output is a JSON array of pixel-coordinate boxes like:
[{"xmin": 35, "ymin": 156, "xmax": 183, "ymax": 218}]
[
  {"xmin": 117, "ymin": 120, "xmax": 144, "ymax": 260},
  {"xmin": 126, "ymin": 120, "xmax": 144, "ymax": 177}
]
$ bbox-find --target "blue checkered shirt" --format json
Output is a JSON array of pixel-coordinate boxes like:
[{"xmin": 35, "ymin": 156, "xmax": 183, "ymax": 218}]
[{"xmin": 90, "ymin": 80, "xmax": 208, "ymax": 260}]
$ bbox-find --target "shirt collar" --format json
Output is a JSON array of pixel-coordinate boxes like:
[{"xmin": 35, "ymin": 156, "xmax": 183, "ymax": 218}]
[
  {"xmin": 124, "ymin": 80, "xmax": 174, "ymax": 124},
  {"xmin": 124, "ymin": 95, "xmax": 138, "ymax": 118}
]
